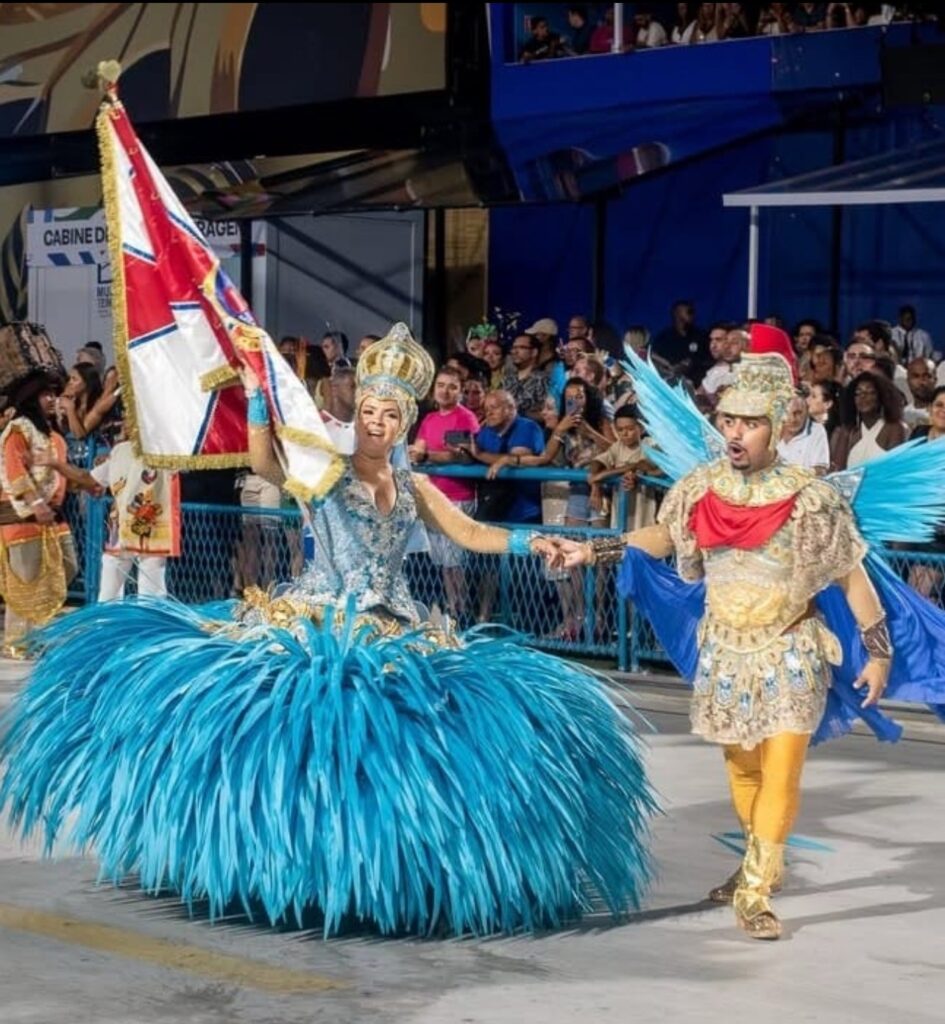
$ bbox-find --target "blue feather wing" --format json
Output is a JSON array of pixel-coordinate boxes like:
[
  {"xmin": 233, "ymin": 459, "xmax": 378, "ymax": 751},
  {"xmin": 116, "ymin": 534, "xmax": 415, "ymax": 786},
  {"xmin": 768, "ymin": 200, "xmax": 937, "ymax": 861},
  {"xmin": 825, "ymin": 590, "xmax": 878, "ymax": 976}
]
[
  {"xmin": 827, "ymin": 438, "xmax": 945, "ymax": 546},
  {"xmin": 621, "ymin": 347, "xmax": 724, "ymax": 482}
]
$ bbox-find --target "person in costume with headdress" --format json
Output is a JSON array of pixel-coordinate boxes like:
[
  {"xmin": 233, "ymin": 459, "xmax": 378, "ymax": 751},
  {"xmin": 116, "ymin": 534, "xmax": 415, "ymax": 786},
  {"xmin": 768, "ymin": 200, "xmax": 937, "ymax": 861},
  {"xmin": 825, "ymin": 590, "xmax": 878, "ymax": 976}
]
[
  {"xmin": 0, "ymin": 323, "xmax": 655, "ymax": 938},
  {"xmin": 0, "ymin": 370, "xmax": 82, "ymax": 654},
  {"xmin": 550, "ymin": 323, "xmax": 945, "ymax": 941}
]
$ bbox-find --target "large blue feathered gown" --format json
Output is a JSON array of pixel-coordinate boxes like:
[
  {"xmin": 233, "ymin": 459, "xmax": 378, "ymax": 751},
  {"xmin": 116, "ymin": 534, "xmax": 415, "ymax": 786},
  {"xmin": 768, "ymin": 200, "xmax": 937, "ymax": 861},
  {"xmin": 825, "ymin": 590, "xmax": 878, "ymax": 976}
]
[{"xmin": 0, "ymin": 464, "xmax": 654, "ymax": 936}]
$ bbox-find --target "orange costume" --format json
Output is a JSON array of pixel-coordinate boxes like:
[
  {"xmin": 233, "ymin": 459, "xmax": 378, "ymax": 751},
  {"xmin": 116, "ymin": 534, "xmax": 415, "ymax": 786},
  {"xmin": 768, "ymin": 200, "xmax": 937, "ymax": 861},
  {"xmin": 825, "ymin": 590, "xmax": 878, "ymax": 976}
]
[{"xmin": 0, "ymin": 417, "xmax": 76, "ymax": 650}]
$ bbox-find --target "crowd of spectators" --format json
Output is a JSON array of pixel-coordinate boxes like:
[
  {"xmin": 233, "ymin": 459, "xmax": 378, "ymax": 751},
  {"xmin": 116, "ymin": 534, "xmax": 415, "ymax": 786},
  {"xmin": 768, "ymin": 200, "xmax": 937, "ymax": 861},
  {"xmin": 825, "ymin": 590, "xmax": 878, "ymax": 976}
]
[
  {"xmin": 8, "ymin": 300, "xmax": 945, "ymax": 638},
  {"xmin": 518, "ymin": 3, "xmax": 938, "ymax": 61}
]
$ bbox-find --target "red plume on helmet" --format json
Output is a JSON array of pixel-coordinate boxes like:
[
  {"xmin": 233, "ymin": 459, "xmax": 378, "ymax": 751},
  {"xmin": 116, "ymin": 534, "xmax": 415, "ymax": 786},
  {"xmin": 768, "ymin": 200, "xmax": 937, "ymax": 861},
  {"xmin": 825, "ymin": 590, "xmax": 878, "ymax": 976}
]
[{"xmin": 747, "ymin": 324, "xmax": 798, "ymax": 384}]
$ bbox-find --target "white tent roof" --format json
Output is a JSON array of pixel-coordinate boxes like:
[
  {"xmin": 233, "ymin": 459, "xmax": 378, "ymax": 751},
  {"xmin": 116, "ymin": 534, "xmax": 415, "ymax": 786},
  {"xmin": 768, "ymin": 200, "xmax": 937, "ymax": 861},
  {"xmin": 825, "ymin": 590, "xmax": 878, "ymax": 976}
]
[{"xmin": 723, "ymin": 137, "xmax": 945, "ymax": 208}]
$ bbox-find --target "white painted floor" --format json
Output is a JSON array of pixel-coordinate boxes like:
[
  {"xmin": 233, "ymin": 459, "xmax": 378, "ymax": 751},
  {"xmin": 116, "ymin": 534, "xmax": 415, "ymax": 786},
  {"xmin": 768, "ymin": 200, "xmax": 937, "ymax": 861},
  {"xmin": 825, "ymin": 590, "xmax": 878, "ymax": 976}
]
[{"xmin": 0, "ymin": 673, "xmax": 942, "ymax": 1023}]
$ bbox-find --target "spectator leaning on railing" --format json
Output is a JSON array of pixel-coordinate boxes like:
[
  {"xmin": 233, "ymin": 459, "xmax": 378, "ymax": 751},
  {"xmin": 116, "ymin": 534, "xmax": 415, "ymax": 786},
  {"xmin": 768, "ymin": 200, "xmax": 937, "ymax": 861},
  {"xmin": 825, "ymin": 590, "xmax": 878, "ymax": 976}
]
[{"xmin": 462, "ymin": 390, "xmax": 545, "ymax": 525}]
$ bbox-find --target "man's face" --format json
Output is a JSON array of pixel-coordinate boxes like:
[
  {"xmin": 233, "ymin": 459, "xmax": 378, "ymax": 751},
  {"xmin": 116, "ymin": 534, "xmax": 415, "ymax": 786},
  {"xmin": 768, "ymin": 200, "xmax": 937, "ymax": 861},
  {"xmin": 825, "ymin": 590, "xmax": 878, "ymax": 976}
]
[
  {"xmin": 483, "ymin": 394, "xmax": 512, "ymax": 429},
  {"xmin": 674, "ymin": 303, "xmax": 694, "ymax": 330},
  {"xmin": 900, "ymin": 309, "xmax": 916, "ymax": 330},
  {"xmin": 844, "ymin": 343, "xmax": 877, "ymax": 377},
  {"xmin": 907, "ymin": 359, "xmax": 936, "ymax": 403},
  {"xmin": 614, "ymin": 417, "xmax": 641, "ymax": 447},
  {"xmin": 279, "ymin": 341, "xmax": 298, "ymax": 363},
  {"xmin": 533, "ymin": 19, "xmax": 549, "ymax": 39},
  {"xmin": 563, "ymin": 341, "xmax": 587, "ymax": 367},
  {"xmin": 720, "ymin": 331, "xmax": 744, "ymax": 363},
  {"xmin": 329, "ymin": 373, "xmax": 356, "ymax": 410},
  {"xmin": 782, "ymin": 396, "xmax": 807, "ymax": 438},
  {"xmin": 719, "ymin": 413, "xmax": 773, "ymax": 472},
  {"xmin": 568, "ymin": 317, "xmax": 589, "ymax": 341},
  {"xmin": 321, "ymin": 336, "xmax": 341, "ymax": 364},
  {"xmin": 434, "ymin": 372, "xmax": 461, "ymax": 409},
  {"xmin": 708, "ymin": 329, "xmax": 727, "ymax": 361},
  {"xmin": 509, "ymin": 336, "xmax": 535, "ymax": 369}
]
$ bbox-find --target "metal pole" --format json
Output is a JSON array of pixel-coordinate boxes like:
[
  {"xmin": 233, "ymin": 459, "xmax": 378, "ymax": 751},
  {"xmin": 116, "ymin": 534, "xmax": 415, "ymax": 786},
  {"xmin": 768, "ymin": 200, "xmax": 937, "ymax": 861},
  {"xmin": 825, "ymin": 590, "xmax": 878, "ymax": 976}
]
[
  {"xmin": 747, "ymin": 205, "xmax": 759, "ymax": 319},
  {"xmin": 612, "ymin": 3, "xmax": 624, "ymax": 53},
  {"xmin": 433, "ymin": 207, "xmax": 447, "ymax": 363},
  {"xmin": 239, "ymin": 219, "xmax": 254, "ymax": 311}
]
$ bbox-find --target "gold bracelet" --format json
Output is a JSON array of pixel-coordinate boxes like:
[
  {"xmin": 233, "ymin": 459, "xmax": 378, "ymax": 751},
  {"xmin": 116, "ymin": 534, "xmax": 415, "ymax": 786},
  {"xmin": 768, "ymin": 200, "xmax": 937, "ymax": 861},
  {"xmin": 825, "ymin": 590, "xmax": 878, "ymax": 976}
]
[
  {"xmin": 861, "ymin": 615, "xmax": 893, "ymax": 661},
  {"xmin": 587, "ymin": 535, "xmax": 627, "ymax": 567}
]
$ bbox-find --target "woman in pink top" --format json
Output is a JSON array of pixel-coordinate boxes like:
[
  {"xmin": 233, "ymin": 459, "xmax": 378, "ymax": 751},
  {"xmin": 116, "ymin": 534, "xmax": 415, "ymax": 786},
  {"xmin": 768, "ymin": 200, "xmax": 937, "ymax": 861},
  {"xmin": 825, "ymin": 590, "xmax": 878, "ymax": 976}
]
[{"xmin": 409, "ymin": 366, "xmax": 480, "ymax": 620}]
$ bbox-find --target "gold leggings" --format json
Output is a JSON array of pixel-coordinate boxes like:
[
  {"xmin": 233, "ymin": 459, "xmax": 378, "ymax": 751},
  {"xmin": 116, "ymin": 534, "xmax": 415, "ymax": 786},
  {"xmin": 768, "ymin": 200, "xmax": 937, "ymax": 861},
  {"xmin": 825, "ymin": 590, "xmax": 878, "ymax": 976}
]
[{"xmin": 723, "ymin": 733, "xmax": 810, "ymax": 844}]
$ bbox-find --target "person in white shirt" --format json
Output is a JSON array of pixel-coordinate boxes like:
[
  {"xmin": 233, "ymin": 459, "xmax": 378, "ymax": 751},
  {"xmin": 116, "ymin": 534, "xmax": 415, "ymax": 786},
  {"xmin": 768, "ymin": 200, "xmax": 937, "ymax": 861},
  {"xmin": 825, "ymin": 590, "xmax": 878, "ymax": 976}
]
[
  {"xmin": 777, "ymin": 395, "xmax": 829, "ymax": 475},
  {"xmin": 903, "ymin": 357, "xmax": 936, "ymax": 432},
  {"xmin": 891, "ymin": 305, "xmax": 933, "ymax": 364},
  {"xmin": 634, "ymin": 10, "xmax": 668, "ymax": 47},
  {"xmin": 320, "ymin": 365, "xmax": 356, "ymax": 453},
  {"xmin": 700, "ymin": 323, "xmax": 745, "ymax": 400}
]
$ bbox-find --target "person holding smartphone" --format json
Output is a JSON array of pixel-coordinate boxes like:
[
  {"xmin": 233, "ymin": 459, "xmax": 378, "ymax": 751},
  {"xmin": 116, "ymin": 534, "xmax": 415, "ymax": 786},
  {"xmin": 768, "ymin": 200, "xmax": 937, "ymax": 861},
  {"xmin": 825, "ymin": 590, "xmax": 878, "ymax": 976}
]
[{"xmin": 488, "ymin": 378, "xmax": 614, "ymax": 640}]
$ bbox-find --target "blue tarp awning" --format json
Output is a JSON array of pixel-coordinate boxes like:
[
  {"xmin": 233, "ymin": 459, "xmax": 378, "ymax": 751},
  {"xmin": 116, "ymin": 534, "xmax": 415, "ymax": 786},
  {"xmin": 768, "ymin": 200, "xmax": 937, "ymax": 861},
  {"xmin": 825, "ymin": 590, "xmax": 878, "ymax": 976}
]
[{"xmin": 724, "ymin": 136, "xmax": 945, "ymax": 207}]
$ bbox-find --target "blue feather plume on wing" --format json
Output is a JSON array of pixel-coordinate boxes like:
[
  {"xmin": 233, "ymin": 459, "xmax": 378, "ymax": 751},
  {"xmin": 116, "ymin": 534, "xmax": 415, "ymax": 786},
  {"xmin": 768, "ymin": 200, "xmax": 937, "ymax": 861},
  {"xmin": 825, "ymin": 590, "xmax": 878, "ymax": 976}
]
[
  {"xmin": 0, "ymin": 599, "xmax": 655, "ymax": 937},
  {"xmin": 827, "ymin": 437, "xmax": 945, "ymax": 546},
  {"xmin": 621, "ymin": 347, "xmax": 724, "ymax": 482}
]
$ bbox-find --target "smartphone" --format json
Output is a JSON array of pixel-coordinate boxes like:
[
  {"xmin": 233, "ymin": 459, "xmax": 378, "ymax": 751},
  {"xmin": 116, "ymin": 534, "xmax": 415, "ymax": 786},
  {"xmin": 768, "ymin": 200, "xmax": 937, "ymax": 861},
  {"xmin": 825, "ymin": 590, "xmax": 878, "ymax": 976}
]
[
  {"xmin": 444, "ymin": 430, "xmax": 472, "ymax": 448},
  {"xmin": 565, "ymin": 397, "xmax": 579, "ymax": 416}
]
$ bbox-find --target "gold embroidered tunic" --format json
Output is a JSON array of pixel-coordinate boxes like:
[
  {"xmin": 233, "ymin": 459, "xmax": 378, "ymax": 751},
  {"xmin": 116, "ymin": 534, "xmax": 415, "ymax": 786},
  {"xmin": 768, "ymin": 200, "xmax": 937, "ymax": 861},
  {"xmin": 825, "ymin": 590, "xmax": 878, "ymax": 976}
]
[{"xmin": 658, "ymin": 459, "xmax": 867, "ymax": 748}]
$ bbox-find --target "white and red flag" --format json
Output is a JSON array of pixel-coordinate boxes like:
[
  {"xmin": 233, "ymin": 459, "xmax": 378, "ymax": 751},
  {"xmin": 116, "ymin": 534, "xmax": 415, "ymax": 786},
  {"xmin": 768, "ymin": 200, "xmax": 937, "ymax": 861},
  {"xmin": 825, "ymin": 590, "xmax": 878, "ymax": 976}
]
[{"xmin": 95, "ymin": 65, "xmax": 343, "ymax": 502}]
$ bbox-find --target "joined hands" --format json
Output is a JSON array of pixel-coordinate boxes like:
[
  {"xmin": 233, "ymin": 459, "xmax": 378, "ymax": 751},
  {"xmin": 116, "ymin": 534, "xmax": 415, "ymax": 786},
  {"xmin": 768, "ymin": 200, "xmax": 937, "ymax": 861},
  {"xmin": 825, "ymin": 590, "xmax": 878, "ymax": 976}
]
[{"xmin": 529, "ymin": 535, "xmax": 593, "ymax": 569}]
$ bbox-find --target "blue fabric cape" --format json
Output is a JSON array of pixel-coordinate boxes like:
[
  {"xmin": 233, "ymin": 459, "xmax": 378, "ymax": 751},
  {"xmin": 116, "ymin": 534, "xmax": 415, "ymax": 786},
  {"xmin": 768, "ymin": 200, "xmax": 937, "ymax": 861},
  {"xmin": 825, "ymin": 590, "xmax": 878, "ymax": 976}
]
[{"xmin": 618, "ymin": 548, "xmax": 945, "ymax": 745}]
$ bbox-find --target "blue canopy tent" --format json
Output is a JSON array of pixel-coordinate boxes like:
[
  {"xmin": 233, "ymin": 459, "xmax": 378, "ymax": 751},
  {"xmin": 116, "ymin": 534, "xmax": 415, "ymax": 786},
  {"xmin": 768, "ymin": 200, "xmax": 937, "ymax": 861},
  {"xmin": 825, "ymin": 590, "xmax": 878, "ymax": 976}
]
[{"xmin": 723, "ymin": 136, "xmax": 945, "ymax": 318}]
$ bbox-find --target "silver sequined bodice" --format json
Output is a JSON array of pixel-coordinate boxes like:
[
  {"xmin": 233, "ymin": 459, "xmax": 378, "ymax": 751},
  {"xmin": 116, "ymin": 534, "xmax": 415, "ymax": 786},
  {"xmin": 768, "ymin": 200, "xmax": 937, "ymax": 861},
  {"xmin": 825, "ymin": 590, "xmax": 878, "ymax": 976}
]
[{"xmin": 282, "ymin": 463, "xmax": 420, "ymax": 624}]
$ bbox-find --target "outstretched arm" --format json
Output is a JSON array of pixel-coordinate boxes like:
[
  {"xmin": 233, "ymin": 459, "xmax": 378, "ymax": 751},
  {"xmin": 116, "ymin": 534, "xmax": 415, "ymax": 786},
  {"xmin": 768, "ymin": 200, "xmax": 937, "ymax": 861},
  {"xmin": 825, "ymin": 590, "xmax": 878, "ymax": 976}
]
[
  {"xmin": 838, "ymin": 563, "xmax": 892, "ymax": 707},
  {"xmin": 549, "ymin": 524, "xmax": 675, "ymax": 569},
  {"xmin": 412, "ymin": 473, "xmax": 556, "ymax": 559},
  {"xmin": 31, "ymin": 451, "xmax": 99, "ymax": 492}
]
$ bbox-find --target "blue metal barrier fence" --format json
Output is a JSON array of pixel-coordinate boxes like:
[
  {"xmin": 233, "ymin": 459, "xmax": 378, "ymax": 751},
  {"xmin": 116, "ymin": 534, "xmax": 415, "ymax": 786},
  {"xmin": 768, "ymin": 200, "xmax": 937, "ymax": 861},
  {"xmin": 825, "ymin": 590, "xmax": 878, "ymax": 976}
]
[{"xmin": 61, "ymin": 465, "xmax": 945, "ymax": 673}]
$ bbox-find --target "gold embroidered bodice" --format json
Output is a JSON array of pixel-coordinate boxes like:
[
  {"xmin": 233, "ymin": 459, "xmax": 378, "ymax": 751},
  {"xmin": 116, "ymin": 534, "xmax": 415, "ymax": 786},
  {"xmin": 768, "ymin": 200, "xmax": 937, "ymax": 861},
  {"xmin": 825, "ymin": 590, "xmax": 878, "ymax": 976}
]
[{"xmin": 659, "ymin": 459, "xmax": 867, "ymax": 650}]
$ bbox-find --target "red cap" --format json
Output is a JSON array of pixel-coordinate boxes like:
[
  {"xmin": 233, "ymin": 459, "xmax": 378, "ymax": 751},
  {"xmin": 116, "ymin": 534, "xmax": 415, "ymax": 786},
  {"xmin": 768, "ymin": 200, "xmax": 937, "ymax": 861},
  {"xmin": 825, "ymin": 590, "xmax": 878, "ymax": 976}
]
[{"xmin": 748, "ymin": 323, "xmax": 798, "ymax": 384}]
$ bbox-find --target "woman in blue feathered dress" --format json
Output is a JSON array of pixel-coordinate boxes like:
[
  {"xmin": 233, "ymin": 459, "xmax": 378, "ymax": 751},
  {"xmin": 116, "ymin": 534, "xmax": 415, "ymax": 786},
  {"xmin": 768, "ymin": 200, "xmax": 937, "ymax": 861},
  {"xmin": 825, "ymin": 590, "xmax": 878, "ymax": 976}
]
[{"xmin": 0, "ymin": 325, "xmax": 655, "ymax": 937}]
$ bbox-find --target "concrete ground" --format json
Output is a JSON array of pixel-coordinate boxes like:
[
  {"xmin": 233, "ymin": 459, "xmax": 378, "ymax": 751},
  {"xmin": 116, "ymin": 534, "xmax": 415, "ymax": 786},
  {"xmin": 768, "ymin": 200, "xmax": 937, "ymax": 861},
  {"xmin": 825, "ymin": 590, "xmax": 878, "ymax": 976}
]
[{"xmin": 0, "ymin": 663, "xmax": 943, "ymax": 1024}]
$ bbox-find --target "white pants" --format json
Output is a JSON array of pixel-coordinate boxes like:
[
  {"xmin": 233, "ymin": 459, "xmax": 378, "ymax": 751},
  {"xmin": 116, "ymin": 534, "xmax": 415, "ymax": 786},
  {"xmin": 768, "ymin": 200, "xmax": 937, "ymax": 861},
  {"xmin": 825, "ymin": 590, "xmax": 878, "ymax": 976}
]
[{"xmin": 98, "ymin": 552, "xmax": 168, "ymax": 601}]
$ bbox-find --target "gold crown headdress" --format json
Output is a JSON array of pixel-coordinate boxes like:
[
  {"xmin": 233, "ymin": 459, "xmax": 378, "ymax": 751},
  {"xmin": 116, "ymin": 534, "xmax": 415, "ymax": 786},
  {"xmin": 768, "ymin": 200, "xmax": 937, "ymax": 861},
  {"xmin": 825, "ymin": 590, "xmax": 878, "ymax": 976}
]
[
  {"xmin": 715, "ymin": 324, "xmax": 798, "ymax": 451},
  {"xmin": 355, "ymin": 323, "xmax": 435, "ymax": 440}
]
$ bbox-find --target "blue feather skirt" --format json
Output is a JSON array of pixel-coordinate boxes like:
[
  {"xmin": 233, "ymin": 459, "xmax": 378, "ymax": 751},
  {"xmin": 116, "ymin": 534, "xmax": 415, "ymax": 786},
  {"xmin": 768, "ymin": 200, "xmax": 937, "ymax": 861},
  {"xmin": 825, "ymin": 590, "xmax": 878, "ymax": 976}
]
[{"xmin": 0, "ymin": 599, "xmax": 655, "ymax": 937}]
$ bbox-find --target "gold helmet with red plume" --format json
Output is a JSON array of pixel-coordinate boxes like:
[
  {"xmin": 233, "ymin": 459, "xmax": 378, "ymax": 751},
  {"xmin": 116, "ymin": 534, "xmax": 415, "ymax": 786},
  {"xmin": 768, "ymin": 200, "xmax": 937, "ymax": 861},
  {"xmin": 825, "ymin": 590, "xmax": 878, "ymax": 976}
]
[{"xmin": 715, "ymin": 324, "xmax": 798, "ymax": 447}]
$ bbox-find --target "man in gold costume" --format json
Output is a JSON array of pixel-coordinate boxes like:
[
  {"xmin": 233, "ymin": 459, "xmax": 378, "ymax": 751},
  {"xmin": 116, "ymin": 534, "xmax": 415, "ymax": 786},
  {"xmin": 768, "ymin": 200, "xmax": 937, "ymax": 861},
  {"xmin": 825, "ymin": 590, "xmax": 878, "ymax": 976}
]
[{"xmin": 551, "ymin": 325, "xmax": 893, "ymax": 940}]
